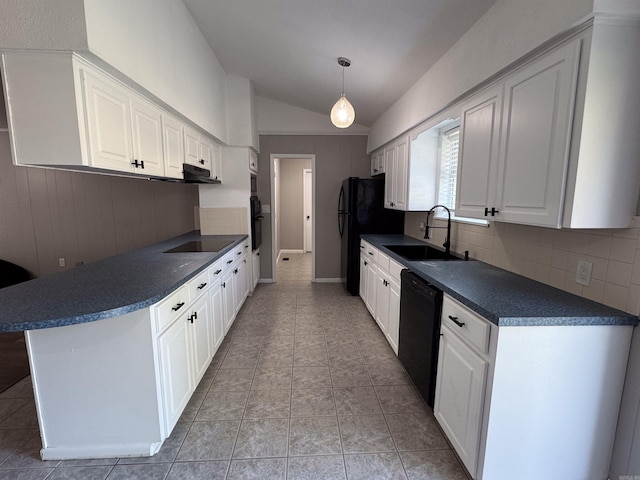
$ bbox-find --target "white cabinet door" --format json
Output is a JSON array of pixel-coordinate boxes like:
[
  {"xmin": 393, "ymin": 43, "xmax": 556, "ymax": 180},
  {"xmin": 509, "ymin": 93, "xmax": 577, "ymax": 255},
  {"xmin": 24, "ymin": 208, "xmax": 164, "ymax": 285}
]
[
  {"xmin": 162, "ymin": 114, "xmax": 184, "ymax": 179},
  {"xmin": 130, "ymin": 96, "xmax": 165, "ymax": 177},
  {"xmin": 456, "ymin": 84, "xmax": 503, "ymax": 219},
  {"xmin": 252, "ymin": 249, "xmax": 260, "ymax": 290},
  {"xmin": 199, "ymin": 137, "xmax": 212, "ymax": 171},
  {"xmin": 211, "ymin": 142, "xmax": 222, "ymax": 181},
  {"xmin": 434, "ymin": 326, "xmax": 489, "ymax": 477},
  {"xmin": 392, "ymin": 137, "xmax": 409, "ymax": 210},
  {"xmin": 221, "ymin": 269, "xmax": 236, "ymax": 335},
  {"xmin": 387, "ymin": 276, "xmax": 401, "ymax": 354},
  {"xmin": 243, "ymin": 255, "xmax": 252, "ymax": 296},
  {"xmin": 184, "ymin": 127, "xmax": 201, "ymax": 167},
  {"xmin": 365, "ymin": 263, "xmax": 378, "ymax": 316},
  {"xmin": 359, "ymin": 253, "xmax": 368, "ymax": 300},
  {"xmin": 384, "ymin": 146, "xmax": 395, "ymax": 208},
  {"xmin": 375, "ymin": 271, "xmax": 390, "ymax": 335},
  {"xmin": 158, "ymin": 315, "xmax": 193, "ymax": 433},
  {"xmin": 210, "ymin": 282, "xmax": 224, "ymax": 351},
  {"xmin": 189, "ymin": 294, "xmax": 214, "ymax": 385},
  {"xmin": 496, "ymin": 40, "xmax": 580, "ymax": 227},
  {"xmin": 82, "ymin": 69, "xmax": 134, "ymax": 172},
  {"xmin": 234, "ymin": 259, "xmax": 247, "ymax": 315},
  {"xmin": 249, "ymin": 149, "xmax": 258, "ymax": 174}
]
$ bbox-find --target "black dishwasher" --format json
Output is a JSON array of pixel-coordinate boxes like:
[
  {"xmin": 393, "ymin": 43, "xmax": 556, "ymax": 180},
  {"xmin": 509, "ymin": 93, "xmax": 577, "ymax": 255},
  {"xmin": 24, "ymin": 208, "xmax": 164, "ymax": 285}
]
[{"xmin": 398, "ymin": 270, "xmax": 443, "ymax": 408}]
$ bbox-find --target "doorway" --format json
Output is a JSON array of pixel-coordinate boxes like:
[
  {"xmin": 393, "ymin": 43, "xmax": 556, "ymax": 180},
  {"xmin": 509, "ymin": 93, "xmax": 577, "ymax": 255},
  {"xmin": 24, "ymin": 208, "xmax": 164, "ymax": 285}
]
[{"xmin": 270, "ymin": 154, "xmax": 315, "ymax": 281}]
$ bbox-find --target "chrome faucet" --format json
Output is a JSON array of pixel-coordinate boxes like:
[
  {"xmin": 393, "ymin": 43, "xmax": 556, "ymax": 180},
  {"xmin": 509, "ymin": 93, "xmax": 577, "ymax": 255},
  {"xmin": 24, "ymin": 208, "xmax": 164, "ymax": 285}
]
[{"xmin": 424, "ymin": 205, "xmax": 451, "ymax": 257}]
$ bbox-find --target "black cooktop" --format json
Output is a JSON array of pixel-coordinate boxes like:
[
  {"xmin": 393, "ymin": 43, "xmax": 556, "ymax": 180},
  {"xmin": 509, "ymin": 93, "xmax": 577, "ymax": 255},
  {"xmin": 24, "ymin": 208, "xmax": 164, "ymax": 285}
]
[{"xmin": 164, "ymin": 240, "xmax": 234, "ymax": 253}]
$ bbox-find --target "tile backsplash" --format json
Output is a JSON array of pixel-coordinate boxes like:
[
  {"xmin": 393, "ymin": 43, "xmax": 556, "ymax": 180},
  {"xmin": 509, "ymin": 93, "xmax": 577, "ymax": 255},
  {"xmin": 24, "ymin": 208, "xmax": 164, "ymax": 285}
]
[
  {"xmin": 405, "ymin": 212, "xmax": 640, "ymax": 315},
  {"xmin": 199, "ymin": 207, "xmax": 248, "ymax": 235}
]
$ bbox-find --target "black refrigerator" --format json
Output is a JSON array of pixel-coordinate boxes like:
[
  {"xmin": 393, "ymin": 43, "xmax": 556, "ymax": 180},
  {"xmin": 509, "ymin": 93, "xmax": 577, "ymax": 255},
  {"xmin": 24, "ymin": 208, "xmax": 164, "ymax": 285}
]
[{"xmin": 338, "ymin": 177, "xmax": 405, "ymax": 295}]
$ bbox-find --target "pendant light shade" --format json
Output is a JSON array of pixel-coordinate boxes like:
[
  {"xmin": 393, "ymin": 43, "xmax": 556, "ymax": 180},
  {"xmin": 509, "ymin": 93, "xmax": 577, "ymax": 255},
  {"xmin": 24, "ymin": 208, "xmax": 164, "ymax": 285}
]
[{"xmin": 331, "ymin": 57, "xmax": 355, "ymax": 128}]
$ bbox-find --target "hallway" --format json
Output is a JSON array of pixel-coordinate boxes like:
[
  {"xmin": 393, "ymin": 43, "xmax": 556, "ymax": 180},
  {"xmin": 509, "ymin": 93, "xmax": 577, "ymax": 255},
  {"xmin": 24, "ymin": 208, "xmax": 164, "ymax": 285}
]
[{"xmin": 0, "ymin": 253, "xmax": 467, "ymax": 479}]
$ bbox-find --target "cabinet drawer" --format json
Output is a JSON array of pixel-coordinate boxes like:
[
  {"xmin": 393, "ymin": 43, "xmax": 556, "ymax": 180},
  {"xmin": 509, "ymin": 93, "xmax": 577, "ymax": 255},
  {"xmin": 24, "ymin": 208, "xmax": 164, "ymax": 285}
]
[
  {"xmin": 364, "ymin": 244, "xmax": 378, "ymax": 264},
  {"xmin": 189, "ymin": 269, "xmax": 210, "ymax": 299},
  {"xmin": 221, "ymin": 250, "xmax": 236, "ymax": 271},
  {"xmin": 377, "ymin": 251, "xmax": 390, "ymax": 273},
  {"xmin": 154, "ymin": 284, "xmax": 190, "ymax": 333},
  {"xmin": 233, "ymin": 244, "xmax": 244, "ymax": 261},
  {"xmin": 209, "ymin": 259, "xmax": 224, "ymax": 284},
  {"xmin": 389, "ymin": 259, "xmax": 404, "ymax": 282},
  {"xmin": 442, "ymin": 295, "xmax": 491, "ymax": 355}
]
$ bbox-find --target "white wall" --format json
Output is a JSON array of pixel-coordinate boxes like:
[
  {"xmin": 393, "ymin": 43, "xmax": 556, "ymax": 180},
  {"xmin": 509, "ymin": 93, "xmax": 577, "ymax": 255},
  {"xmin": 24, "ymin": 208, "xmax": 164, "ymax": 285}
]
[
  {"xmin": 83, "ymin": 0, "xmax": 228, "ymax": 143},
  {"xmin": 226, "ymin": 74, "xmax": 259, "ymax": 150},
  {"xmin": 0, "ymin": 0, "xmax": 88, "ymax": 51},
  {"xmin": 256, "ymin": 96, "xmax": 369, "ymax": 135},
  {"xmin": 368, "ymin": 0, "xmax": 598, "ymax": 151}
]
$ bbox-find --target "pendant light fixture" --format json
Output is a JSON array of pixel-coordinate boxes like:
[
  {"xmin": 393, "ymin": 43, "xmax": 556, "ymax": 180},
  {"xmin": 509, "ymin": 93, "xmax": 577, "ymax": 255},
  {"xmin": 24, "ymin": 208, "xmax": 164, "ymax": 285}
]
[{"xmin": 330, "ymin": 57, "xmax": 355, "ymax": 128}]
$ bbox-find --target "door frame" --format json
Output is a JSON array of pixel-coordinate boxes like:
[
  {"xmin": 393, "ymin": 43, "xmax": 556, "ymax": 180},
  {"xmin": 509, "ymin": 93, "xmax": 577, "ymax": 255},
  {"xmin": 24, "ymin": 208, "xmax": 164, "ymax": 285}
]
[
  {"xmin": 303, "ymin": 168, "xmax": 312, "ymax": 253},
  {"xmin": 270, "ymin": 154, "xmax": 316, "ymax": 281}
]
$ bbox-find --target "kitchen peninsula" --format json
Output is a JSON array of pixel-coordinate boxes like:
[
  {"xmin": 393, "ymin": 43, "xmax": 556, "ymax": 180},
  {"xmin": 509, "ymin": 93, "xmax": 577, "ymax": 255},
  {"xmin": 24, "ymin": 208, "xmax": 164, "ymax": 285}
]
[{"xmin": 0, "ymin": 232, "xmax": 250, "ymax": 460}]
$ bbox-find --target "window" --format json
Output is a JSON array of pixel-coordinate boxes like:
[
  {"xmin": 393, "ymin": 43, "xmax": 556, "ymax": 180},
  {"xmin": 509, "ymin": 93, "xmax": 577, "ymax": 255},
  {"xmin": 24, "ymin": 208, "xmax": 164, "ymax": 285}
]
[
  {"xmin": 435, "ymin": 125, "xmax": 488, "ymax": 226},
  {"xmin": 437, "ymin": 126, "xmax": 460, "ymax": 213}
]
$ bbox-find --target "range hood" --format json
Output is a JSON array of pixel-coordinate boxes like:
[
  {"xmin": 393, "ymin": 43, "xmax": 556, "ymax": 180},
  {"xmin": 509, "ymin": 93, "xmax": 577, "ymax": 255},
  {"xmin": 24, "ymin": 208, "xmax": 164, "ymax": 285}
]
[{"xmin": 183, "ymin": 164, "xmax": 221, "ymax": 184}]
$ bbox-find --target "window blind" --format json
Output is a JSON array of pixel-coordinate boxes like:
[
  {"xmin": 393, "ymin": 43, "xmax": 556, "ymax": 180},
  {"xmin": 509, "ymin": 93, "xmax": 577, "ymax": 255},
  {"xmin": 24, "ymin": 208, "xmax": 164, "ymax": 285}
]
[{"xmin": 437, "ymin": 127, "xmax": 460, "ymax": 213}]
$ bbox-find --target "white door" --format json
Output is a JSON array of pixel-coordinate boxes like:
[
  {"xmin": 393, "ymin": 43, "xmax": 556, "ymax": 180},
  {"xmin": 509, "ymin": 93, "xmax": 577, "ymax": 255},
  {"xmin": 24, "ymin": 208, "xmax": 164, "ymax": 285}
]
[{"xmin": 303, "ymin": 169, "xmax": 312, "ymax": 252}]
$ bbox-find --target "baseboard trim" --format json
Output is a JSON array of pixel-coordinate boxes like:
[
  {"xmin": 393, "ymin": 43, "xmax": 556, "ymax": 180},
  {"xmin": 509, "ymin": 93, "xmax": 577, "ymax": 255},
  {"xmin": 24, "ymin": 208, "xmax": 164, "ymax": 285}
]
[
  {"xmin": 258, "ymin": 279, "xmax": 275, "ymax": 284},
  {"xmin": 280, "ymin": 249, "xmax": 304, "ymax": 254},
  {"xmin": 41, "ymin": 441, "xmax": 162, "ymax": 460},
  {"xmin": 312, "ymin": 278, "xmax": 342, "ymax": 283}
]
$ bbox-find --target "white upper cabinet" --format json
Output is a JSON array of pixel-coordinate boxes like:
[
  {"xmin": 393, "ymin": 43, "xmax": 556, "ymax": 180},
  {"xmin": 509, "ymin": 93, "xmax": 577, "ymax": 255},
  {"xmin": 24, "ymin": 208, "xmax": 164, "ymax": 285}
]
[
  {"xmin": 2, "ymin": 52, "xmax": 226, "ymax": 183},
  {"xmin": 130, "ymin": 96, "xmax": 165, "ymax": 177},
  {"xmin": 455, "ymin": 21, "xmax": 640, "ymax": 229},
  {"xmin": 249, "ymin": 148, "xmax": 258, "ymax": 174},
  {"xmin": 496, "ymin": 40, "xmax": 580, "ymax": 227},
  {"xmin": 370, "ymin": 148, "xmax": 385, "ymax": 176},
  {"xmin": 455, "ymin": 84, "xmax": 503, "ymax": 219},
  {"xmin": 162, "ymin": 114, "xmax": 184, "ymax": 179},
  {"xmin": 82, "ymin": 68, "xmax": 135, "ymax": 173},
  {"xmin": 456, "ymin": 39, "xmax": 579, "ymax": 228},
  {"xmin": 384, "ymin": 136, "xmax": 410, "ymax": 210}
]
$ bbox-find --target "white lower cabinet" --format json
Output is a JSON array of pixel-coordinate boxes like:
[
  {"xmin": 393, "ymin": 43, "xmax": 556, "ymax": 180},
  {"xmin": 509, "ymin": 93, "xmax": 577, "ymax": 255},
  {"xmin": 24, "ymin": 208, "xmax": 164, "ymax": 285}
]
[
  {"xmin": 188, "ymin": 293, "xmax": 214, "ymax": 385},
  {"xmin": 252, "ymin": 249, "xmax": 260, "ymax": 290},
  {"xmin": 360, "ymin": 240, "xmax": 403, "ymax": 354},
  {"xmin": 157, "ymin": 310, "xmax": 193, "ymax": 434},
  {"xmin": 435, "ymin": 293, "xmax": 633, "ymax": 480},
  {"xmin": 221, "ymin": 268, "xmax": 236, "ymax": 335},
  {"xmin": 434, "ymin": 323, "xmax": 489, "ymax": 477}
]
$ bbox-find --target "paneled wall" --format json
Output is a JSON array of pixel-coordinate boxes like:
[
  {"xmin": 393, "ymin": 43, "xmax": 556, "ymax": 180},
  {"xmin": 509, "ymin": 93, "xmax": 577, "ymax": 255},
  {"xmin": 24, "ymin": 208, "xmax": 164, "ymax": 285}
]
[
  {"xmin": 258, "ymin": 135, "xmax": 371, "ymax": 280},
  {"xmin": 405, "ymin": 212, "xmax": 640, "ymax": 316},
  {"xmin": 0, "ymin": 132, "xmax": 198, "ymax": 278}
]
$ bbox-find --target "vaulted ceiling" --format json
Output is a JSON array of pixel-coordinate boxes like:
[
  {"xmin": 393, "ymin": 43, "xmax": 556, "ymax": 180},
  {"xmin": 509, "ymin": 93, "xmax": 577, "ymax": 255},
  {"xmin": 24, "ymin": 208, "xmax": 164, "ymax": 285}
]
[{"xmin": 181, "ymin": 0, "xmax": 498, "ymax": 126}]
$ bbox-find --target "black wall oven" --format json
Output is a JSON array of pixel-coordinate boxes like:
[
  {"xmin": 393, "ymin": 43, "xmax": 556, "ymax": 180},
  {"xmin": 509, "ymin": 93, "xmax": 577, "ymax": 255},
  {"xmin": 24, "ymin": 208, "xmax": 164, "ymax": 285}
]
[{"xmin": 250, "ymin": 195, "xmax": 263, "ymax": 251}]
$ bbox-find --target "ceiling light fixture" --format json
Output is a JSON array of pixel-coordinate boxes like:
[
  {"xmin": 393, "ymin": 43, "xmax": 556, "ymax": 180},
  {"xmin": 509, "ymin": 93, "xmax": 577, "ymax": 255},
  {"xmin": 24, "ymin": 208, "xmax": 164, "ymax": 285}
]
[{"xmin": 330, "ymin": 57, "xmax": 355, "ymax": 128}]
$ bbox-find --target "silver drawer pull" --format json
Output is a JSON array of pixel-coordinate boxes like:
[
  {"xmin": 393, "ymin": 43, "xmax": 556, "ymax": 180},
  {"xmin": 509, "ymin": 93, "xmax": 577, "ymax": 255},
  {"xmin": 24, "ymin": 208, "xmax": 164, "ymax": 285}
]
[{"xmin": 448, "ymin": 315, "xmax": 465, "ymax": 328}]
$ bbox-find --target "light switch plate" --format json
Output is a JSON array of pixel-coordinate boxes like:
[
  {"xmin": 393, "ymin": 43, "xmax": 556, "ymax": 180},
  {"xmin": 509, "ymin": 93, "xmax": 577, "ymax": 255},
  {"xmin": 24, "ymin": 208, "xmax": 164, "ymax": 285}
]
[
  {"xmin": 262, "ymin": 204, "xmax": 271, "ymax": 214},
  {"xmin": 575, "ymin": 260, "xmax": 593, "ymax": 286}
]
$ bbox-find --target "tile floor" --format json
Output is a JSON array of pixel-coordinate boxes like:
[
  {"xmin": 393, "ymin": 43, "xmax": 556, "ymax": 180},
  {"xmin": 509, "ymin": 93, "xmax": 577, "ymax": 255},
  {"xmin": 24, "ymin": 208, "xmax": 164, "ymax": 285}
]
[{"xmin": 0, "ymin": 253, "xmax": 469, "ymax": 479}]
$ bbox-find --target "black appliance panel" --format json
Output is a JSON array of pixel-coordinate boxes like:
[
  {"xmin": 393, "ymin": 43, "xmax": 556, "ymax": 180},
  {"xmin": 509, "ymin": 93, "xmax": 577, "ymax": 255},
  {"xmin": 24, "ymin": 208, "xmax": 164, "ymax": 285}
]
[
  {"xmin": 398, "ymin": 270, "xmax": 443, "ymax": 407},
  {"xmin": 250, "ymin": 196, "xmax": 263, "ymax": 251},
  {"xmin": 339, "ymin": 177, "xmax": 405, "ymax": 295}
]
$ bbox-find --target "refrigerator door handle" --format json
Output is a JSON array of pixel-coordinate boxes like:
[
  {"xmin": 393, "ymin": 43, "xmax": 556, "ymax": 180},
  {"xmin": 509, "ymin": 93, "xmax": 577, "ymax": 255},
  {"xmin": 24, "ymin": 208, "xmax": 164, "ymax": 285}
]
[{"xmin": 338, "ymin": 185, "xmax": 346, "ymax": 237}]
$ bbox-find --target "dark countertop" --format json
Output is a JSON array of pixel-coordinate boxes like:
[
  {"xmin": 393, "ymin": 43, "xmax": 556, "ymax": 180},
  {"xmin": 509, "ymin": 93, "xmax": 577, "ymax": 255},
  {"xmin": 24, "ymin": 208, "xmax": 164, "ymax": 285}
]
[
  {"xmin": 362, "ymin": 234, "xmax": 638, "ymax": 327},
  {"xmin": 0, "ymin": 232, "xmax": 247, "ymax": 332}
]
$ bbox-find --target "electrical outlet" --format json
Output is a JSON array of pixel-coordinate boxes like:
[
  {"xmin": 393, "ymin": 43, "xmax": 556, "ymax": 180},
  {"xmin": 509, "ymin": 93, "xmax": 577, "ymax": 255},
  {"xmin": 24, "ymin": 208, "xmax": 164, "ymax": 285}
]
[
  {"xmin": 58, "ymin": 258, "xmax": 65, "ymax": 267},
  {"xmin": 575, "ymin": 260, "xmax": 593, "ymax": 286},
  {"xmin": 419, "ymin": 222, "xmax": 425, "ymax": 231}
]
